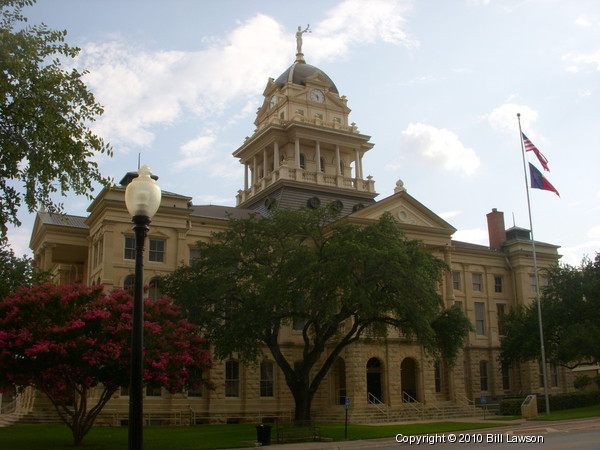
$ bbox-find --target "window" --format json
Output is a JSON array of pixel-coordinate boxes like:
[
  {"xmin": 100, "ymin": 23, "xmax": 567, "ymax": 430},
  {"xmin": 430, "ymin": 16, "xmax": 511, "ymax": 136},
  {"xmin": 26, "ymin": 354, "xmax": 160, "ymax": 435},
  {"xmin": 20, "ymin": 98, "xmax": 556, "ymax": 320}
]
[
  {"xmin": 124, "ymin": 236, "xmax": 136, "ymax": 260},
  {"xmin": 434, "ymin": 361, "xmax": 442, "ymax": 393},
  {"xmin": 497, "ymin": 303, "xmax": 506, "ymax": 335},
  {"xmin": 475, "ymin": 302, "xmax": 485, "ymax": 335},
  {"xmin": 148, "ymin": 278, "xmax": 161, "ymax": 300},
  {"xmin": 494, "ymin": 276, "xmax": 503, "ymax": 293},
  {"xmin": 319, "ymin": 157, "xmax": 325, "ymax": 172},
  {"xmin": 472, "ymin": 273, "xmax": 483, "ymax": 292},
  {"xmin": 189, "ymin": 247, "xmax": 201, "ymax": 263},
  {"xmin": 452, "ymin": 272, "xmax": 461, "ymax": 290},
  {"xmin": 551, "ymin": 362, "xmax": 559, "ymax": 387},
  {"xmin": 454, "ymin": 300, "xmax": 463, "ymax": 310},
  {"xmin": 501, "ymin": 362, "xmax": 510, "ymax": 390},
  {"xmin": 299, "ymin": 153, "xmax": 306, "ymax": 169},
  {"xmin": 530, "ymin": 275, "xmax": 549, "ymax": 294},
  {"xmin": 149, "ymin": 239, "xmax": 165, "ymax": 262},
  {"xmin": 295, "ymin": 109, "xmax": 304, "ymax": 116},
  {"xmin": 260, "ymin": 361, "xmax": 274, "ymax": 397},
  {"xmin": 123, "ymin": 275, "xmax": 135, "ymax": 290},
  {"xmin": 479, "ymin": 361, "xmax": 488, "ymax": 391},
  {"xmin": 225, "ymin": 361, "xmax": 240, "ymax": 397}
]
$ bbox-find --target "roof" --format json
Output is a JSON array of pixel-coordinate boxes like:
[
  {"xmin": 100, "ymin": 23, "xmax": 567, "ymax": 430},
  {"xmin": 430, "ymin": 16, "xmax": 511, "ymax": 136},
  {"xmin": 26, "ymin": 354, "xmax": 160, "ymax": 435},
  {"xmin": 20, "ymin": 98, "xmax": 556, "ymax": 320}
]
[
  {"xmin": 37, "ymin": 212, "xmax": 89, "ymax": 229},
  {"xmin": 275, "ymin": 61, "xmax": 339, "ymax": 93},
  {"xmin": 190, "ymin": 205, "xmax": 256, "ymax": 220}
]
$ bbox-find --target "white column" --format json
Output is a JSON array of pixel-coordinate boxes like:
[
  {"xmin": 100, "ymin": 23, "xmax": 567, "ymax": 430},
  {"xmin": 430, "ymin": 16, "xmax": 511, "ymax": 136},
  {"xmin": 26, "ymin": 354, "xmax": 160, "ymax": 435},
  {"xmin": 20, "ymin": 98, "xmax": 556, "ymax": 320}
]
[
  {"xmin": 274, "ymin": 141, "xmax": 280, "ymax": 169},
  {"xmin": 335, "ymin": 144, "xmax": 341, "ymax": 175},
  {"xmin": 252, "ymin": 155, "xmax": 257, "ymax": 184},
  {"xmin": 316, "ymin": 141, "xmax": 321, "ymax": 171},
  {"xmin": 295, "ymin": 138, "xmax": 301, "ymax": 168}
]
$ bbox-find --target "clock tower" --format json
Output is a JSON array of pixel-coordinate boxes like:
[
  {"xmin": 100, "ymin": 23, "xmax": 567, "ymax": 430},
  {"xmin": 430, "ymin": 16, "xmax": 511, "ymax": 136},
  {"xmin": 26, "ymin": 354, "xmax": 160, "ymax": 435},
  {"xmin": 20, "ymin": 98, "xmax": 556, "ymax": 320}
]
[{"xmin": 233, "ymin": 49, "xmax": 377, "ymax": 215}]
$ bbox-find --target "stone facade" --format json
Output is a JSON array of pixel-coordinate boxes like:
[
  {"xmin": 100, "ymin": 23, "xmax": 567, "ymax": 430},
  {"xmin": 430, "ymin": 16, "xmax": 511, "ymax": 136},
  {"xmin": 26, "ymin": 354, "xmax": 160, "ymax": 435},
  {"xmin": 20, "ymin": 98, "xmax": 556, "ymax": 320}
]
[{"xmin": 24, "ymin": 52, "xmax": 572, "ymax": 424}]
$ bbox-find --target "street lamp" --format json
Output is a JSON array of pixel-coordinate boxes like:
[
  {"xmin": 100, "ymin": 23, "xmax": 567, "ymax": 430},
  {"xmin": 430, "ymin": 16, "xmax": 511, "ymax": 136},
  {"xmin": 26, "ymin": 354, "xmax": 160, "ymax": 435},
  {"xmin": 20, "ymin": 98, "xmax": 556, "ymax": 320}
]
[{"xmin": 124, "ymin": 165, "xmax": 161, "ymax": 450}]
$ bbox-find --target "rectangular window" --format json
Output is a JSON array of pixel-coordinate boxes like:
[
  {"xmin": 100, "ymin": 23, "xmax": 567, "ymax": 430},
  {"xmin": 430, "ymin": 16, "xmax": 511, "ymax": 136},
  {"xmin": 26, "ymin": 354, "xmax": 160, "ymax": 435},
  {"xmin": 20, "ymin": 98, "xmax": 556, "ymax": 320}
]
[
  {"xmin": 260, "ymin": 361, "xmax": 274, "ymax": 397},
  {"xmin": 225, "ymin": 361, "xmax": 240, "ymax": 397},
  {"xmin": 494, "ymin": 276, "xmax": 503, "ymax": 293},
  {"xmin": 149, "ymin": 239, "xmax": 165, "ymax": 262},
  {"xmin": 479, "ymin": 361, "xmax": 488, "ymax": 391},
  {"xmin": 497, "ymin": 303, "xmax": 506, "ymax": 335},
  {"xmin": 452, "ymin": 272, "xmax": 461, "ymax": 290},
  {"xmin": 124, "ymin": 236, "xmax": 136, "ymax": 260},
  {"xmin": 454, "ymin": 300, "xmax": 463, "ymax": 310},
  {"xmin": 434, "ymin": 361, "xmax": 442, "ymax": 393},
  {"xmin": 501, "ymin": 362, "xmax": 510, "ymax": 390},
  {"xmin": 472, "ymin": 273, "xmax": 483, "ymax": 292},
  {"xmin": 189, "ymin": 247, "xmax": 201, "ymax": 263},
  {"xmin": 475, "ymin": 302, "xmax": 485, "ymax": 336},
  {"xmin": 551, "ymin": 363, "xmax": 559, "ymax": 387}
]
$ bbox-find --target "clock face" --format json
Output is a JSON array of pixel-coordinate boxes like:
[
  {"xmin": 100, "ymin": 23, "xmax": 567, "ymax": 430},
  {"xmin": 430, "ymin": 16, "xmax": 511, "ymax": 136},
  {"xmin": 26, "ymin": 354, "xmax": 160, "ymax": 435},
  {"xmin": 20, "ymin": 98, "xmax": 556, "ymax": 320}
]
[{"xmin": 310, "ymin": 89, "xmax": 325, "ymax": 103}]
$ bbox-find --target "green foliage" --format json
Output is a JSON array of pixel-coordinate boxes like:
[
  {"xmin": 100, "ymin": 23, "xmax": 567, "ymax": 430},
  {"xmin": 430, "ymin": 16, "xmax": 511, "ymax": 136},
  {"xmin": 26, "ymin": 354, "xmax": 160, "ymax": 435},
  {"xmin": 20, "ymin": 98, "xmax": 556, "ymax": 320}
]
[
  {"xmin": 162, "ymin": 207, "xmax": 471, "ymax": 421},
  {"xmin": 499, "ymin": 391, "xmax": 600, "ymax": 415},
  {"xmin": 500, "ymin": 253, "xmax": 600, "ymax": 369},
  {"xmin": 0, "ymin": 0, "xmax": 112, "ymax": 236},
  {"xmin": 0, "ymin": 239, "xmax": 49, "ymax": 299},
  {"xmin": 574, "ymin": 375, "xmax": 592, "ymax": 390}
]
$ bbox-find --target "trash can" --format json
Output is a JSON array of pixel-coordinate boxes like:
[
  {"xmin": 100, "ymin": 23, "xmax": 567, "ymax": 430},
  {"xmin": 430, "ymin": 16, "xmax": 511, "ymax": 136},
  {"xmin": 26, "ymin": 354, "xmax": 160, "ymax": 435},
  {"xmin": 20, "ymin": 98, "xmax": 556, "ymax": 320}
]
[{"xmin": 256, "ymin": 424, "xmax": 272, "ymax": 446}]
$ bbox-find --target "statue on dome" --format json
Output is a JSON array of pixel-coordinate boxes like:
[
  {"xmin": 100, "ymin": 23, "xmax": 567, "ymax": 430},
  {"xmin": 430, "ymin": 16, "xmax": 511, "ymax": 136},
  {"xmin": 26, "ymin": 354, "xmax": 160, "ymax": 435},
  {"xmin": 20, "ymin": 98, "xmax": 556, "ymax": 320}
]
[{"xmin": 296, "ymin": 25, "xmax": 311, "ymax": 54}]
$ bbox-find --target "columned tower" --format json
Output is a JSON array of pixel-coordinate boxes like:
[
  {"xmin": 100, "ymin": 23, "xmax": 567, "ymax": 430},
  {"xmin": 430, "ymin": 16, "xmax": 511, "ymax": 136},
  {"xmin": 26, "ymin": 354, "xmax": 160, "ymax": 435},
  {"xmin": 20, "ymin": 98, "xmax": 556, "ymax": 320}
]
[{"xmin": 233, "ymin": 48, "xmax": 377, "ymax": 215}]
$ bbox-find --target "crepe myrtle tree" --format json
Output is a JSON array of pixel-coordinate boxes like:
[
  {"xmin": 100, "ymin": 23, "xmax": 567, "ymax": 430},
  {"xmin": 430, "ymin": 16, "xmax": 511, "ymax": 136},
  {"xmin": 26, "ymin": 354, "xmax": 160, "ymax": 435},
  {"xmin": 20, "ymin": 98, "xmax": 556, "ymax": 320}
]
[
  {"xmin": 0, "ymin": 283, "xmax": 212, "ymax": 446},
  {"xmin": 162, "ymin": 207, "xmax": 472, "ymax": 423}
]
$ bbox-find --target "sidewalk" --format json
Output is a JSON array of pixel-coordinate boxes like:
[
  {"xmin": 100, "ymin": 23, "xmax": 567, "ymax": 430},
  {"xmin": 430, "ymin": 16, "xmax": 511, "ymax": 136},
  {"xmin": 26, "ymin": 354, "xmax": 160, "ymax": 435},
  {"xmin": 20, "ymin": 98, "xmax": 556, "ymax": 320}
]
[{"xmin": 240, "ymin": 417, "xmax": 600, "ymax": 449}]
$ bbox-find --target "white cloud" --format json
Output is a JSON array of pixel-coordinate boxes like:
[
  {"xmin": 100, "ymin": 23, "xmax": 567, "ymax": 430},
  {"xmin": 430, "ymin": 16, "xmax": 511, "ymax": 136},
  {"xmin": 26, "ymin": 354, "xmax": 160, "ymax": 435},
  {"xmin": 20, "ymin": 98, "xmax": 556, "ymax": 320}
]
[
  {"xmin": 452, "ymin": 228, "xmax": 489, "ymax": 246},
  {"xmin": 574, "ymin": 17, "xmax": 592, "ymax": 27},
  {"xmin": 563, "ymin": 51, "xmax": 600, "ymax": 72},
  {"xmin": 307, "ymin": 0, "xmax": 417, "ymax": 62},
  {"xmin": 172, "ymin": 135, "xmax": 217, "ymax": 171},
  {"xmin": 398, "ymin": 123, "xmax": 480, "ymax": 175},
  {"xmin": 485, "ymin": 103, "xmax": 539, "ymax": 136},
  {"xmin": 438, "ymin": 210, "xmax": 462, "ymax": 220},
  {"xmin": 78, "ymin": 15, "xmax": 289, "ymax": 149}
]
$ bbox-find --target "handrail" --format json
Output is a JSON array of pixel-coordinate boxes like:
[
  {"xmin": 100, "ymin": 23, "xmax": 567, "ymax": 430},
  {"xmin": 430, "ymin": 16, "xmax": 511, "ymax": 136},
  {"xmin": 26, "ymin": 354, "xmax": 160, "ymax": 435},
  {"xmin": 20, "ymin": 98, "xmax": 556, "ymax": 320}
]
[
  {"xmin": 402, "ymin": 391, "xmax": 426, "ymax": 419},
  {"xmin": 367, "ymin": 393, "xmax": 389, "ymax": 420}
]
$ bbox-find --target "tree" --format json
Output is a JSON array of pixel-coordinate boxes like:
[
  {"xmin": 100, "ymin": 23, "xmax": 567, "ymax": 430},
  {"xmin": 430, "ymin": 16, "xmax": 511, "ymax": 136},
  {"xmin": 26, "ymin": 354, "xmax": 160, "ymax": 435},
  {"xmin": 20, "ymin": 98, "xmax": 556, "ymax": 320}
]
[
  {"xmin": 0, "ymin": 283, "xmax": 212, "ymax": 446},
  {"xmin": 0, "ymin": 0, "xmax": 112, "ymax": 237},
  {"xmin": 0, "ymin": 239, "xmax": 50, "ymax": 299},
  {"xmin": 501, "ymin": 253, "xmax": 600, "ymax": 369},
  {"xmin": 162, "ymin": 207, "xmax": 472, "ymax": 422}
]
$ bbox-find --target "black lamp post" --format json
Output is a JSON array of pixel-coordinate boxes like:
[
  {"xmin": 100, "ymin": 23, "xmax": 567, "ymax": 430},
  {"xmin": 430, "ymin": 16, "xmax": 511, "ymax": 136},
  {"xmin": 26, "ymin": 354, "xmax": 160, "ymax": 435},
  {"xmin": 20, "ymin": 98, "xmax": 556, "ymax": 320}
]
[{"xmin": 124, "ymin": 166, "xmax": 161, "ymax": 450}]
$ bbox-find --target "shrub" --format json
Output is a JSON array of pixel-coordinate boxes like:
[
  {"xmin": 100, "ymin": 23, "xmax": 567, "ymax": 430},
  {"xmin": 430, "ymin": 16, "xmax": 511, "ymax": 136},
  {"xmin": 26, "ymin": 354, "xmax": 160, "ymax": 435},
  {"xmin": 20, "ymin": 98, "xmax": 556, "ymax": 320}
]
[{"xmin": 574, "ymin": 375, "xmax": 592, "ymax": 390}]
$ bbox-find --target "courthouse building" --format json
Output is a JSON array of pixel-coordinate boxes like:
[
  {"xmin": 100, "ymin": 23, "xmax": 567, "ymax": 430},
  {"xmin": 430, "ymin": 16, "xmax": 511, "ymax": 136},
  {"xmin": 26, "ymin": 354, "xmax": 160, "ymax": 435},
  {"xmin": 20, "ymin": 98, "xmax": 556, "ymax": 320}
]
[{"xmin": 22, "ymin": 47, "xmax": 571, "ymax": 424}]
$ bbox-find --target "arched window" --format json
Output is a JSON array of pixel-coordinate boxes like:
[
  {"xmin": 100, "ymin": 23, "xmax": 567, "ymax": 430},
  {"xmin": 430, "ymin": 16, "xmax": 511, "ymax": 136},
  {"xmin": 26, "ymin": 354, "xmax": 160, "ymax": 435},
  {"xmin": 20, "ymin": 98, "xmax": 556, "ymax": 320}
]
[
  {"xmin": 148, "ymin": 277, "xmax": 161, "ymax": 300},
  {"xmin": 124, "ymin": 275, "xmax": 134, "ymax": 290}
]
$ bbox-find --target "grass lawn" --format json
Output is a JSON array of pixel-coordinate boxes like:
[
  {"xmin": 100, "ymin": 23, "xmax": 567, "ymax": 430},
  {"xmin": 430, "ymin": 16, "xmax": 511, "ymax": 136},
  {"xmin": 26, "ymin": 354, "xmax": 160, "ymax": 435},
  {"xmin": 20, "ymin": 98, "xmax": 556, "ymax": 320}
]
[{"xmin": 0, "ymin": 404, "xmax": 598, "ymax": 450}]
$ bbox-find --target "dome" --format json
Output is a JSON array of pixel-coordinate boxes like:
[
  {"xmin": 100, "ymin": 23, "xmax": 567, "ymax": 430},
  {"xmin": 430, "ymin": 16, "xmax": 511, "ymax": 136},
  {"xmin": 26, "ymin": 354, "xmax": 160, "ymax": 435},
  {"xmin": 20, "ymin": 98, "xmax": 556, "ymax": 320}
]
[{"xmin": 274, "ymin": 61, "xmax": 339, "ymax": 94}]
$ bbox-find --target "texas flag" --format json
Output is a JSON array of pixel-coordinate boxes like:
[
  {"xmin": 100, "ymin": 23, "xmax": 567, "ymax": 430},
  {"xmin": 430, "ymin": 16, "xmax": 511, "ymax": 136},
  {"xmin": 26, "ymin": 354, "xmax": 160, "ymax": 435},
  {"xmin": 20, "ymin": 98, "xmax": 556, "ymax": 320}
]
[{"xmin": 529, "ymin": 163, "xmax": 559, "ymax": 197}]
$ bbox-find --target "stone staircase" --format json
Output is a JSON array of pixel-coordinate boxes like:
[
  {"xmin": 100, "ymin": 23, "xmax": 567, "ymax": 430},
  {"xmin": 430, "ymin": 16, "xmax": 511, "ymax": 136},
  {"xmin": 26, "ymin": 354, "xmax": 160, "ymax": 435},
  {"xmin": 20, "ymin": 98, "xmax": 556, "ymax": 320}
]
[
  {"xmin": 314, "ymin": 401, "xmax": 486, "ymax": 424},
  {"xmin": 0, "ymin": 409, "xmax": 63, "ymax": 427}
]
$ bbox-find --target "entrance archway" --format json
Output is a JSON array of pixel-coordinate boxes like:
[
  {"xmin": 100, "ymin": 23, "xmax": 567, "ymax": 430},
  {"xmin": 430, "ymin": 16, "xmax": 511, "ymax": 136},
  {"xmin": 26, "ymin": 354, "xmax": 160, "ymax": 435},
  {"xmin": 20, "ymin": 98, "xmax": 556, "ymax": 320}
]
[
  {"xmin": 401, "ymin": 357, "xmax": 418, "ymax": 402},
  {"xmin": 366, "ymin": 357, "xmax": 383, "ymax": 403}
]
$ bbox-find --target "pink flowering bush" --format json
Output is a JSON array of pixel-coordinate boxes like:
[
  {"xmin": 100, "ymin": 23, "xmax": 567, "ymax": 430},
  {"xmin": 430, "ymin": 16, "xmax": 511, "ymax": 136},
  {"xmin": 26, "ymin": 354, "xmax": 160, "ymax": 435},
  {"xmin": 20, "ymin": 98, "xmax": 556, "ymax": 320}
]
[{"xmin": 0, "ymin": 283, "xmax": 211, "ymax": 446}]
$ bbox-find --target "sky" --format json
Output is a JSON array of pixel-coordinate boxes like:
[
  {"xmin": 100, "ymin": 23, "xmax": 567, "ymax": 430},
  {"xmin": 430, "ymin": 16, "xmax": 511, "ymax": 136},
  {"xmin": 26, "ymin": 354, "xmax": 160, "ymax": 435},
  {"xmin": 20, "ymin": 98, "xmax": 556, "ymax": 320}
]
[{"xmin": 6, "ymin": 0, "xmax": 600, "ymax": 266}]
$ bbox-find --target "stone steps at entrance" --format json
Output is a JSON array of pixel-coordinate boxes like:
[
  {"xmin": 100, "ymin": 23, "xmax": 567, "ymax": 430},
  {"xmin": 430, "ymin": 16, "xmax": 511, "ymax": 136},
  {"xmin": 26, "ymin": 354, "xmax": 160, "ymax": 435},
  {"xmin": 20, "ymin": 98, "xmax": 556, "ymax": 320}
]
[
  {"xmin": 0, "ymin": 409, "xmax": 63, "ymax": 427},
  {"xmin": 314, "ymin": 402, "xmax": 486, "ymax": 424}
]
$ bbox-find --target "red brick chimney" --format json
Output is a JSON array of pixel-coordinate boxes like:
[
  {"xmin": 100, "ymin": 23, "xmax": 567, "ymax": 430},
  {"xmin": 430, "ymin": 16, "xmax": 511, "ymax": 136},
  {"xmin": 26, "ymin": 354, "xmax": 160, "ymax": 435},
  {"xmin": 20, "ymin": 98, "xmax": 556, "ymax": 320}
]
[{"xmin": 486, "ymin": 208, "xmax": 506, "ymax": 250}]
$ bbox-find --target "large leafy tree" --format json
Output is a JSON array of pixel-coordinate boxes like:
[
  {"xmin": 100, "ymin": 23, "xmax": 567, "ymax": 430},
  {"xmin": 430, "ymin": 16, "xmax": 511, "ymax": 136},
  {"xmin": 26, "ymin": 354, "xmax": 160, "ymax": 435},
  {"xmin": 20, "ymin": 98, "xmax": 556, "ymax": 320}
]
[
  {"xmin": 0, "ymin": 283, "xmax": 212, "ymax": 446},
  {"xmin": 0, "ymin": 239, "xmax": 49, "ymax": 299},
  {"xmin": 162, "ymin": 207, "xmax": 472, "ymax": 422},
  {"xmin": 0, "ymin": 0, "xmax": 112, "ymax": 236},
  {"xmin": 501, "ymin": 253, "xmax": 600, "ymax": 369}
]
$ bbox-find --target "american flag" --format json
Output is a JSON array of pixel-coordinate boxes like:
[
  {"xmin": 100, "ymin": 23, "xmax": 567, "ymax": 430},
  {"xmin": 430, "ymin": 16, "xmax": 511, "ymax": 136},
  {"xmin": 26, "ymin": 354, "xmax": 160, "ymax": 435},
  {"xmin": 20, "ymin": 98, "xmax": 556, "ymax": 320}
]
[{"xmin": 522, "ymin": 132, "xmax": 550, "ymax": 171}]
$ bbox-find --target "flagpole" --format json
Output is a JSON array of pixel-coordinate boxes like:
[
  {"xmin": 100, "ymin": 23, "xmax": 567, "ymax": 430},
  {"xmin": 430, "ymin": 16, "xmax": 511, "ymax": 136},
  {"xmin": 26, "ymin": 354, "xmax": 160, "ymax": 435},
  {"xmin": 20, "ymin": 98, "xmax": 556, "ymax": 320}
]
[{"xmin": 517, "ymin": 113, "xmax": 551, "ymax": 414}]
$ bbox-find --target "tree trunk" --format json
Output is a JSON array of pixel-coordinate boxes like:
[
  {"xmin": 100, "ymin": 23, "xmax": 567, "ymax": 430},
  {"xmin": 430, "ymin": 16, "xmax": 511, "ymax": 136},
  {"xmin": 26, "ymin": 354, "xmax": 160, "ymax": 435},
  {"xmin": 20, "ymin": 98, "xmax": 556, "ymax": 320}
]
[{"xmin": 292, "ymin": 386, "xmax": 314, "ymax": 424}]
